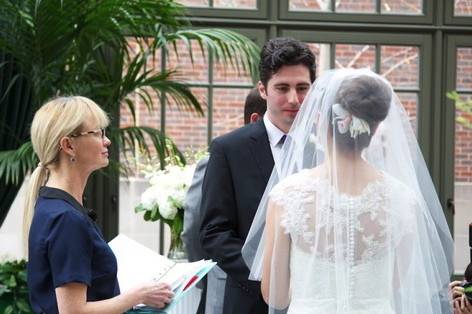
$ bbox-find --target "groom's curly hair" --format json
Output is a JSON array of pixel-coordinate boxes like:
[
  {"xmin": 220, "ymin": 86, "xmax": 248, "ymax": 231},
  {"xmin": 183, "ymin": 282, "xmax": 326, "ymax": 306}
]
[{"xmin": 259, "ymin": 37, "xmax": 316, "ymax": 87}]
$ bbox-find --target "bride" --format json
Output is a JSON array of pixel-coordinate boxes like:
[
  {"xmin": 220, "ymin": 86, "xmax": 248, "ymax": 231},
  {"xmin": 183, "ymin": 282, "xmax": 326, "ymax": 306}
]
[{"xmin": 242, "ymin": 69, "xmax": 453, "ymax": 314}]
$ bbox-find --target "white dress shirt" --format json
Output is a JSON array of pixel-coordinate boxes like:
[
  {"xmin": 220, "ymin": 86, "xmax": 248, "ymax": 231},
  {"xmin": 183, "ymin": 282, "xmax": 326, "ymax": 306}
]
[{"xmin": 263, "ymin": 114, "xmax": 287, "ymax": 169}]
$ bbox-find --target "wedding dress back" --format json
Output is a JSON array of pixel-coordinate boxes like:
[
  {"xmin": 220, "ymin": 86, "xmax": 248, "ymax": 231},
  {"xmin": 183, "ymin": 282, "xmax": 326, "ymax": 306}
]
[
  {"xmin": 242, "ymin": 69, "xmax": 453, "ymax": 314},
  {"xmin": 270, "ymin": 169, "xmax": 417, "ymax": 313}
]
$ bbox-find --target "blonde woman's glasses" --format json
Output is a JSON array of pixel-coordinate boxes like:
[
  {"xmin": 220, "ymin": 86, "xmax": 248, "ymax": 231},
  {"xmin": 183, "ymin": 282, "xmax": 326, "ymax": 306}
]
[{"xmin": 70, "ymin": 128, "xmax": 106, "ymax": 139}]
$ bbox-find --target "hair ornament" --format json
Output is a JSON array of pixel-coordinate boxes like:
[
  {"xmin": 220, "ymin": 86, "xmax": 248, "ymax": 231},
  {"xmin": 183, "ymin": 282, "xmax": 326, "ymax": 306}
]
[{"xmin": 332, "ymin": 103, "xmax": 370, "ymax": 138}]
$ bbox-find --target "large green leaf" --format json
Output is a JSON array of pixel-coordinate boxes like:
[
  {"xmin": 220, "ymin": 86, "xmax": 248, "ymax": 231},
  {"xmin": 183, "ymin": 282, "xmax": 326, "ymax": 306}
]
[
  {"xmin": 0, "ymin": 142, "xmax": 36, "ymax": 185},
  {"xmin": 0, "ymin": 0, "xmax": 260, "ymax": 185}
]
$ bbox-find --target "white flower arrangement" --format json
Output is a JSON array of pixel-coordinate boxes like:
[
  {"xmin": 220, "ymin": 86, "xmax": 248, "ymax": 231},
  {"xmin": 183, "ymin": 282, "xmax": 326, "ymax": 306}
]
[
  {"xmin": 138, "ymin": 164, "xmax": 196, "ymax": 220},
  {"xmin": 135, "ymin": 148, "xmax": 207, "ymax": 259}
]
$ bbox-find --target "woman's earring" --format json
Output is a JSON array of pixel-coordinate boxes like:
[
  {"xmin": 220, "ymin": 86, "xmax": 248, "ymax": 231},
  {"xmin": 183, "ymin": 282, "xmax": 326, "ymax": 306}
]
[{"xmin": 70, "ymin": 156, "xmax": 76, "ymax": 162}]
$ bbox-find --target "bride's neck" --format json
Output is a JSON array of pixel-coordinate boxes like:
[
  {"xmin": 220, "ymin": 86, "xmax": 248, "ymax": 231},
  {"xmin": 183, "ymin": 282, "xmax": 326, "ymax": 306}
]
[
  {"xmin": 325, "ymin": 151, "xmax": 376, "ymax": 194},
  {"xmin": 329, "ymin": 150, "xmax": 364, "ymax": 171}
]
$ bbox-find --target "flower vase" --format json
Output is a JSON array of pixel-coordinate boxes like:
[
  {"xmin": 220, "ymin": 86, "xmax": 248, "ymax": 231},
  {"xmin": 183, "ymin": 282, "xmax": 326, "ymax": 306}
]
[{"xmin": 167, "ymin": 232, "xmax": 187, "ymax": 262}]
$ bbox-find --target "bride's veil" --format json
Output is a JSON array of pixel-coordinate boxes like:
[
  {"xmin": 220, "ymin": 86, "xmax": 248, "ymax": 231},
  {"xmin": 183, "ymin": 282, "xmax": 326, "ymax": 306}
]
[{"xmin": 242, "ymin": 68, "xmax": 453, "ymax": 313}]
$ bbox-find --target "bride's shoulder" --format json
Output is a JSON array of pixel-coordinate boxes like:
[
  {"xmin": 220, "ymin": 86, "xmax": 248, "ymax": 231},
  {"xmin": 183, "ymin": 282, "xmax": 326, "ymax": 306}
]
[
  {"xmin": 382, "ymin": 173, "xmax": 421, "ymax": 206},
  {"xmin": 270, "ymin": 167, "xmax": 323, "ymax": 196}
]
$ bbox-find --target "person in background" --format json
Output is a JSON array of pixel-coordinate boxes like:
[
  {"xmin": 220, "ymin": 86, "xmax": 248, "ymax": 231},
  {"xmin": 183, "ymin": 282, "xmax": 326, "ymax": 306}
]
[
  {"xmin": 450, "ymin": 264, "xmax": 472, "ymax": 313},
  {"xmin": 25, "ymin": 96, "xmax": 174, "ymax": 314},
  {"xmin": 182, "ymin": 87, "xmax": 267, "ymax": 314}
]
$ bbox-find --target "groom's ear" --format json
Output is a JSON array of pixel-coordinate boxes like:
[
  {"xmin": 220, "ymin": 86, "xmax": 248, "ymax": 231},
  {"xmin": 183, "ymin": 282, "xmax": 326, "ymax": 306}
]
[{"xmin": 257, "ymin": 81, "xmax": 268, "ymax": 100}]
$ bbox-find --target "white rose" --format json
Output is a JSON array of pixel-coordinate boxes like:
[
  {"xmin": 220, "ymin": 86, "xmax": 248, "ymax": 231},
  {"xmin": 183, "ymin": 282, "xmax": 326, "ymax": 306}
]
[
  {"xmin": 159, "ymin": 197, "xmax": 178, "ymax": 220},
  {"xmin": 140, "ymin": 186, "xmax": 158, "ymax": 209}
]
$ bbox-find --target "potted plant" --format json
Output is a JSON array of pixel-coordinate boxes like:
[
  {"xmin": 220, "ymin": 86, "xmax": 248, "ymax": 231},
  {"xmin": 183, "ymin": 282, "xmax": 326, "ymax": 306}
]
[{"xmin": 0, "ymin": 259, "xmax": 32, "ymax": 313}]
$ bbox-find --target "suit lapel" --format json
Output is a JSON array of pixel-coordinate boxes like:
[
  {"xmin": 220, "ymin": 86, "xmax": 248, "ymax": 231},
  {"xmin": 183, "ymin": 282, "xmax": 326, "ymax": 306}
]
[{"xmin": 248, "ymin": 119, "xmax": 274, "ymax": 182}]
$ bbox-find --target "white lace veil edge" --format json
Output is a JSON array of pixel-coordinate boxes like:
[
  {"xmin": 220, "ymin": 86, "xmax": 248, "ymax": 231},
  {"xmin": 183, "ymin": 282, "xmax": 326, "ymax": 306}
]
[{"xmin": 242, "ymin": 68, "xmax": 453, "ymax": 314}]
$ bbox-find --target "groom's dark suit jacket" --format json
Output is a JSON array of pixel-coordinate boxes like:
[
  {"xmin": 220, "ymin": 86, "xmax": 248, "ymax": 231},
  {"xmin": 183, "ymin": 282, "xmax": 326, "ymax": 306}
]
[{"xmin": 200, "ymin": 119, "xmax": 273, "ymax": 314}]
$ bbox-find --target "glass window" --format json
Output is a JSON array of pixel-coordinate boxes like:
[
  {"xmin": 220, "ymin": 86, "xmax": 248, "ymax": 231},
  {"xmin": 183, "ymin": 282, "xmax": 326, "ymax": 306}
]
[
  {"xmin": 306, "ymin": 43, "xmax": 331, "ymax": 77},
  {"xmin": 213, "ymin": 58, "xmax": 253, "ymax": 84},
  {"xmin": 380, "ymin": 45, "xmax": 420, "ymax": 132},
  {"xmin": 457, "ymin": 48, "xmax": 472, "ymax": 90},
  {"xmin": 177, "ymin": 0, "xmax": 209, "ymax": 7},
  {"xmin": 455, "ymin": 0, "xmax": 472, "ymax": 16},
  {"xmin": 380, "ymin": 46, "xmax": 419, "ymax": 89},
  {"xmin": 454, "ymin": 93, "xmax": 472, "ymax": 273},
  {"xmin": 165, "ymin": 87, "xmax": 209, "ymax": 152},
  {"xmin": 454, "ymin": 46, "xmax": 472, "ymax": 274},
  {"xmin": 380, "ymin": 0, "xmax": 422, "ymax": 15},
  {"xmin": 166, "ymin": 41, "xmax": 208, "ymax": 84},
  {"xmin": 214, "ymin": 0, "xmax": 257, "ymax": 9},
  {"xmin": 336, "ymin": 0, "xmax": 376, "ymax": 13},
  {"xmin": 397, "ymin": 92, "xmax": 419, "ymax": 131},
  {"xmin": 212, "ymin": 88, "xmax": 250, "ymax": 138},
  {"xmin": 178, "ymin": 0, "xmax": 257, "ymax": 9},
  {"xmin": 335, "ymin": 44, "xmax": 376, "ymax": 70},
  {"xmin": 289, "ymin": 0, "xmax": 331, "ymax": 12},
  {"xmin": 289, "ymin": 0, "xmax": 423, "ymax": 14}
]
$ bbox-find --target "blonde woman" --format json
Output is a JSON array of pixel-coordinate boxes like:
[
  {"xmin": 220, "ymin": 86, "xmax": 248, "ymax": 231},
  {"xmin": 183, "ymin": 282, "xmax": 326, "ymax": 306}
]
[{"xmin": 24, "ymin": 96, "xmax": 173, "ymax": 314}]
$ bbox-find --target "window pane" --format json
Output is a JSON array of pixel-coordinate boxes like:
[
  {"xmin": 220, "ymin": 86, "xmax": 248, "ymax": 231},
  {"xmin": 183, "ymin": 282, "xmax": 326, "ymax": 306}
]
[
  {"xmin": 396, "ymin": 92, "xmax": 418, "ymax": 134},
  {"xmin": 212, "ymin": 88, "xmax": 249, "ymax": 138},
  {"xmin": 457, "ymin": 48, "xmax": 472, "ymax": 90},
  {"xmin": 214, "ymin": 0, "xmax": 257, "ymax": 9},
  {"xmin": 307, "ymin": 43, "xmax": 331, "ymax": 78},
  {"xmin": 166, "ymin": 41, "xmax": 209, "ymax": 84},
  {"xmin": 336, "ymin": 0, "xmax": 376, "ymax": 13},
  {"xmin": 213, "ymin": 60, "xmax": 252, "ymax": 84},
  {"xmin": 165, "ymin": 87, "xmax": 208, "ymax": 153},
  {"xmin": 177, "ymin": 0, "xmax": 209, "ymax": 7},
  {"xmin": 455, "ymin": 0, "xmax": 472, "ymax": 16},
  {"xmin": 380, "ymin": 45, "xmax": 419, "ymax": 89},
  {"xmin": 335, "ymin": 44, "xmax": 375, "ymax": 70},
  {"xmin": 454, "ymin": 94, "xmax": 472, "ymax": 274},
  {"xmin": 289, "ymin": 0, "xmax": 331, "ymax": 12},
  {"xmin": 380, "ymin": 0, "xmax": 422, "ymax": 15}
]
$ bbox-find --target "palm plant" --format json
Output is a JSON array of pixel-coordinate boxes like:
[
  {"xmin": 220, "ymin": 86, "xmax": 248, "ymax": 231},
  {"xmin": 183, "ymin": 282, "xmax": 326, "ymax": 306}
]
[{"xmin": 0, "ymin": 0, "xmax": 259, "ymax": 183}]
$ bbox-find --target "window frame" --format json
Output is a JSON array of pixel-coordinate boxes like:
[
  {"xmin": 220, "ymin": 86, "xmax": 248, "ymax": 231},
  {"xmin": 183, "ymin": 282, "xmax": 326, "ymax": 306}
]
[
  {"xmin": 444, "ymin": 0, "xmax": 472, "ymax": 26},
  {"xmin": 279, "ymin": 0, "xmax": 433, "ymax": 24},
  {"xmin": 182, "ymin": 0, "xmax": 268, "ymax": 19},
  {"xmin": 442, "ymin": 35, "xmax": 472, "ymax": 247}
]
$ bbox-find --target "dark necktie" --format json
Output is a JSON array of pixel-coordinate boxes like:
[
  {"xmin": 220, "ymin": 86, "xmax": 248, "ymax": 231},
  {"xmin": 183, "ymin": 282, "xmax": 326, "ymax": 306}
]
[{"xmin": 278, "ymin": 135, "xmax": 287, "ymax": 146}]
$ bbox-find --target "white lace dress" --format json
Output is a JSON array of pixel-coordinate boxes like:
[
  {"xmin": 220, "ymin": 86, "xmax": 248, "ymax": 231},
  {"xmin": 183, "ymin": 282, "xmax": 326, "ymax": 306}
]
[{"xmin": 268, "ymin": 169, "xmax": 417, "ymax": 314}]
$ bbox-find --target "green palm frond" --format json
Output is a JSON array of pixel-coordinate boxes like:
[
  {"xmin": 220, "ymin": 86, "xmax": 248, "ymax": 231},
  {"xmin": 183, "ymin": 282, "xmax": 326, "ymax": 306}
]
[
  {"xmin": 163, "ymin": 28, "xmax": 260, "ymax": 82},
  {"xmin": 116, "ymin": 126, "xmax": 184, "ymax": 168},
  {"xmin": 0, "ymin": 142, "xmax": 37, "ymax": 185},
  {"xmin": 0, "ymin": 0, "xmax": 260, "ymax": 184}
]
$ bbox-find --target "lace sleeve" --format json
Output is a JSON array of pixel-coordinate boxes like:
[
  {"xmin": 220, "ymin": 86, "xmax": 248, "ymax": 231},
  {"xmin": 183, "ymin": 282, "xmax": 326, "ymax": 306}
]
[{"xmin": 268, "ymin": 170, "xmax": 315, "ymax": 242}]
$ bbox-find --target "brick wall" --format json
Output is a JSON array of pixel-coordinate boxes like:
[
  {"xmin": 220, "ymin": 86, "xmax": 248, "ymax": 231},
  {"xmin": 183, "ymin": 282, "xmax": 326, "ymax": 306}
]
[
  {"xmin": 456, "ymin": 48, "xmax": 472, "ymax": 182},
  {"xmin": 120, "ymin": 7, "xmax": 471, "ymax": 183}
]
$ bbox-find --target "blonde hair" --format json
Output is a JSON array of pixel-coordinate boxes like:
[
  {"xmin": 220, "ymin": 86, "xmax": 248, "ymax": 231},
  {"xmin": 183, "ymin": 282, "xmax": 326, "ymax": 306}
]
[{"xmin": 23, "ymin": 96, "xmax": 109, "ymax": 255}]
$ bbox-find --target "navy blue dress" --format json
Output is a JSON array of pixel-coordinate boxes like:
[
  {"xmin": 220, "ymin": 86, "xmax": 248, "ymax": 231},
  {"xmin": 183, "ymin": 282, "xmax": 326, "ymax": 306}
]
[{"xmin": 27, "ymin": 186, "xmax": 120, "ymax": 314}]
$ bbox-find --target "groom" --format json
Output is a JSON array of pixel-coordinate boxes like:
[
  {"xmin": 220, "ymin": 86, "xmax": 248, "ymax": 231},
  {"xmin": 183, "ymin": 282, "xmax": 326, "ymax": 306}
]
[{"xmin": 200, "ymin": 37, "xmax": 316, "ymax": 314}]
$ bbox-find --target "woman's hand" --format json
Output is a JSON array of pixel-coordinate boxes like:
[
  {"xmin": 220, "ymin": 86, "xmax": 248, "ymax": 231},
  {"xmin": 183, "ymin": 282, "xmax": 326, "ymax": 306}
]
[
  {"xmin": 138, "ymin": 282, "xmax": 174, "ymax": 309},
  {"xmin": 450, "ymin": 281, "xmax": 472, "ymax": 314},
  {"xmin": 451, "ymin": 281, "xmax": 466, "ymax": 300},
  {"xmin": 454, "ymin": 296, "xmax": 472, "ymax": 314}
]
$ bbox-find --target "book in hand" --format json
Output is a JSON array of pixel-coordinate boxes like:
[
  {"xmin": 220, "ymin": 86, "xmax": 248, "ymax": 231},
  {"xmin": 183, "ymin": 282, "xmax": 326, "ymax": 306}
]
[{"xmin": 108, "ymin": 234, "xmax": 216, "ymax": 313}]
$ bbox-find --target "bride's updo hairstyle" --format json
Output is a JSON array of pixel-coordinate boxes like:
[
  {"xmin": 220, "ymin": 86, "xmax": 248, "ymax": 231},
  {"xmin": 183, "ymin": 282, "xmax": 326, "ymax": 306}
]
[{"xmin": 332, "ymin": 74, "xmax": 392, "ymax": 153}]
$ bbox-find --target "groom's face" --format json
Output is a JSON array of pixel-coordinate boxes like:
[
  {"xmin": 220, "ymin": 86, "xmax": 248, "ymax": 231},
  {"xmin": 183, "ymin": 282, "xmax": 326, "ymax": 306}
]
[{"xmin": 258, "ymin": 64, "xmax": 311, "ymax": 133}]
